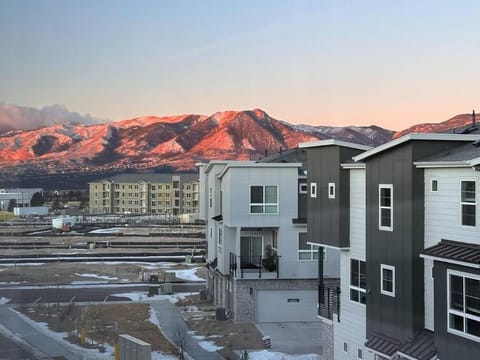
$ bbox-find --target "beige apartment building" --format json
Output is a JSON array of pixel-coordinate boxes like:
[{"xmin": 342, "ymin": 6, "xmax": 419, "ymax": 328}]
[{"xmin": 88, "ymin": 174, "xmax": 199, "ymax": 215}]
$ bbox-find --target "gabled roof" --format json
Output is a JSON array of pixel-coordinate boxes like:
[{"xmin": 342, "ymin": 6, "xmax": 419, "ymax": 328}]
[
  {"xmin": 421, "ymin": 240, "xmax": 480, "ymax": 269},
  {"xmin": 353, "ymin": 133, "xmax": 480, "ymax": 162},
  {"xmin": 298, "ymin": 139, "xmax": 371, "ymax": 151}
]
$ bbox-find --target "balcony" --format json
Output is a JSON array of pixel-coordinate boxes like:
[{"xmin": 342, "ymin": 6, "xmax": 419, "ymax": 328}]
[{"xmin": 229, "ymin": 252, "xmax": 279, "ymax": 279}]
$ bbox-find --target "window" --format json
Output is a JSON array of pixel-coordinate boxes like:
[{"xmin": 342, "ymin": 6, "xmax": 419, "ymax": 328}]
[
  {"xmin": 298, "ymin": 233, "xmax": 318, "ymax": 261},
  {"xmin": 350, "ymin": 259, "xmax": 366, "ymax": 304},
  {"xmin": 381, "ymin": 264, "xmax": 395, "ymax": 297},
  {"xmin": 379, "ymin": 184, "xmax": 393, "ymax": 231},
  {"xmin": 448, "ymin": 270, "xmax": 480, "ymax": 342},
  {"xmin": 358, "ymin": 349, "xmax": 363, "ymax": 359},
  {"xmin": 218, "ymin": 227, "xmax": 222, "ymax": 247},
  {"xmin": 310, "ymin": 183, "xmax": 317, "ymax": 198},
  {"xmin": 250, "ymin": 185, "xmax": 278, "ymax": 214},
  {"xmin": 328, "ymin": 183, "xmax": 336, "ymax": 199},
  {"xmin": 344, "ymin": 343, "xmax": 348, "ymax": 352},
  {"xmin": 299, "ymin": 183, "xmax": 308, "ymax": 194},
  {"xmin": 431, "ymin": 179, "xmax": 438, "ymax": 192},
  {"xmin": 461, "ymin": 181, "xmax": 476, "ymax": 227},
  {"xmin": 209, "ymin": 187, "xmax": 212, "ymax": 208}
]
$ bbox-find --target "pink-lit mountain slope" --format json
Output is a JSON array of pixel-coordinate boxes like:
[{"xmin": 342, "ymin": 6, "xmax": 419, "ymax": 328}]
[
  {"xmin": 0, "ymin": 109, "xmax": 393, "ymax": 181},
  {"xmin": 393, "ymin": 113, "xmax": 478, "ymax": 138}
]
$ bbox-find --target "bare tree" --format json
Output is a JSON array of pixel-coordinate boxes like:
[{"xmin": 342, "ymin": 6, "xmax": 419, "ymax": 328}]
[{"xmin": 172, "ymin": 326, "xmax": 189, "ymax": 360}]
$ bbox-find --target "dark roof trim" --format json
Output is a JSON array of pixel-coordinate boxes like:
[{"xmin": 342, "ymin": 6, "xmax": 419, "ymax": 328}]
[
  {"xmin": 397, "ymin": 330, "xmax": 436, "ymax": 360},
  {"xmin": 292, "ymin": 217, "xmax": 307, "ymax": 224},
  {"xmin": 421, "ymin": 240, "xmax": 480, "ymax": 269},
  {"xmin": 365, "ymin": 333, "xmax": 401, "ymax": 358},
  {"xmin": 211, "ymin": 214, "xmax": 223, "ymax": 222}
]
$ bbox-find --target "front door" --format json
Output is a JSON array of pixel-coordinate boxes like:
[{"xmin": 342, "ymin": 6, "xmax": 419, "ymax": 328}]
[{"xmin": 240, "ymin": 236, "xmax": 263, "ymax": 268}]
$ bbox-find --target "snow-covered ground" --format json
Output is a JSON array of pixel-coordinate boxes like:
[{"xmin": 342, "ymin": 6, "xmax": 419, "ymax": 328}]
[
  {"xmin": 248, "ymin": 350, "xmax": 322, "ymax": 360},
  {"xmin": 88, "ymin": 228, "xmax": 124, "ymax": 234},
  {"xmin": 74, "ymin": 273, "xmax": 118, "ymax": 281},
  {"xmin": 198, "ymin": 340, "xmax": 223, "ymax": 352},
  {"xmin": 0, "ymin": 263, "xmax": 45, "ymax": 266},
  {"xmin": 0, "ymin": 297, "xmax": 10, "ymax": 304},
  {"xmin": 167, "ymin": 267, "xmax": 203, "ymax": 281},
  {"xmin": 112, "ymin": 291, "xmax": 198, "ymax": 303}
]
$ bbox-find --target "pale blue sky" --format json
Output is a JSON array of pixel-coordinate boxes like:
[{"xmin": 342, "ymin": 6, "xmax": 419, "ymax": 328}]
[{"xmin": 1, "ymin": 0, "xmax": 479, "ymax": 129}]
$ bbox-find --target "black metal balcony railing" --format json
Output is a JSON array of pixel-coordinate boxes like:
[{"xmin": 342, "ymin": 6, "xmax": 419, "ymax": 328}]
[
  {"xmin": 318, "ymin": 280, "xmax": 340, "ymax": 321},
  {"xmin": 229, "ymin": 252, "xmax": 279, "ymax": 279}
]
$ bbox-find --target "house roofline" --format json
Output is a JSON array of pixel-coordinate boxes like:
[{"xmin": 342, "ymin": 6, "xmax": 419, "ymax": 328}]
[
  {"xmin": 341, "ymin": 162, "xmax": 366, "ymax": 169},
  {"xmin": 299, "ymin": 139, "xmax": 371, "ymax": 151},
  {"xmin": 353, "ymin": 133, "xmax": 480, "ymax": 162},
  {"xmin": 413, "ymin": 161, "xmax": 471, "ymax": 168},
  {"xmin": 217, "ymin": 162, "xmax": 302, "ymax": 179}
]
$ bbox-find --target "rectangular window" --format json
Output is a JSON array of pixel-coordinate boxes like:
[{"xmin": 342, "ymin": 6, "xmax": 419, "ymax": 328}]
[
  {"xmin": 350, "ymin": 259, "xmax": 367, "ymax": 304},
  {"xmin": 344, "ymin": 343, "xmax": 348, "ymax": 352},
  {"xmin": 299, "ymin": 183, "xmax": 308, "ymax": 194},
  {"xmin": 310, "ymin": 183, "xmax": 317, "ymax": 198},
  {"xmin": 381, "ymin": 264, "xmax": 395, "ymax": 297},
  {"xmin": 209, "ymin": 187, "xmax": 212, "ymax": 208},
  {"xmin": 358, "ymin": 349, "xmax": 363, "ymax": 359},
  {"xmin": 218, "ymin": 227, "xmax": 222, "ymax": 247},
  {"xmin": 461, "ymin": 181, "xmax": 476, "ymax": 227},
  {"xmin": 379, "ymin": 184, "xmax": 393, "ymax": 231},
  {"xmin": 298, "ymin": 233, "xmax": 318, "ymax": 261},
  {"xmin": 431, "ymin": 179, "xmax": 438, "ymax": 192},
  {"xmin": 250, "ymin": 185, "xmax": 278, "ymax": 214},
  {"xmin": 328, "ymin": 183, "xmax": 336, "ymax": 199},
  {"xmin": 448, "ymin": 270, "xmax": 480, "ymax": 342}
]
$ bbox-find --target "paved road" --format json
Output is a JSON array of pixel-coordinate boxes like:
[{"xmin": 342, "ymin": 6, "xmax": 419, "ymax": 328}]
[
  {"xmin": 0, "ymin": 332, "xmax": 39, "ymax": 360},
  {"xmin": 0, "ymin": 282, "xmax": 205, "ymax": 304},
  {"xmin": 0, "ymin": 305, "xmax": 82, "ymax": 359}
]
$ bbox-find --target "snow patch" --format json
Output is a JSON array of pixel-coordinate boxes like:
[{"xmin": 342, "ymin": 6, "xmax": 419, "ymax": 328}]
[
  {"xmin": 0, "ymin": 297, "xmax": 10, "ymax": 304},
  {"xmin": 248, "ymin": 350, "xmax": 322, "ymax": 360},
  {"xmin": 167, "ymin": 268, "xmax": 203, "ymax": 282},
  {"xmin": 198, "ymin": 340, "xmax": 223, "ymax": 352},
  {"xmin": 111, "ymin": 291, "xmax": 197, "ymax": 303},
  {"xmin": 74, "ymin": 273, "xmax": 118, "ymax": 281},
  {"xmin": 89, "ymin": 228, "xmax": 124, "ymax": 234}
]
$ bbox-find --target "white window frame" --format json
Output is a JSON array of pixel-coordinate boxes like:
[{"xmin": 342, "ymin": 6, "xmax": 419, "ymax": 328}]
[
  {"xmin": 379, "ymin": 184, "xmax": 393, "ymax": 231},
  {"xmin": 460, "ymin": 180, "xmax": 476, "ymax": 227},
  {"xmin": 328, "ymin": 183, "xmax": 336, "ymax": 199},
  {"xmin": 249, "ymin": 185, "xmax": 279, "ymax": 214},
  {"xmin": 298, "ymin": 232, "xmax": 318, "ymax": 261},
  {"xmin": 431, "ymin": 178, "xmax": 438, "ymax": 192},
  {"xmin": 299, "ymin": 183, "xmax": 308, "ymax": 194},
  {"xmin": 380, "ymin": 264, "xmax": 395, "ymax": 297},
  {"xmin": 310, "ymin": 182, "xmax": 317, "ymax": 198},
  {"xmin": 447, "ymin": 269, "xmax": 480, "ymax": 343},
  {"xmin": 350, "ymin": 258, "xmax": 367, "ymax": 305}
]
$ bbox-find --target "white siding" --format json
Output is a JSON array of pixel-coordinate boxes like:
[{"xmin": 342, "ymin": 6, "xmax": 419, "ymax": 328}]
[
  {"xmin": 424, "ymin": 168, "xmax": 480, "ymax": 330},
  {"xmin": 334, "ymin": 168, "xmax": 373, "ymax": 360}
]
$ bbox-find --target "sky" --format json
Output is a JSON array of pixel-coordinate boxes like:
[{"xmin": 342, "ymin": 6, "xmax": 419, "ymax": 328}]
[{"xmin": 1, "ymin": 0, "xmax": 480, "ymax": 130}]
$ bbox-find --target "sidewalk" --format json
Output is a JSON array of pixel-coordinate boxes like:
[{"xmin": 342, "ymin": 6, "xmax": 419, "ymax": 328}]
[{"xmin": 149, "ymin": 300, "xmax": 224, "ymax": 360}]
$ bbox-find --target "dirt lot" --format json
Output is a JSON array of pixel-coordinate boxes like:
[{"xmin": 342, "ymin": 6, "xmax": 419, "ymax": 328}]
[
  {"xmin": 177, "ymin": 294, "xmax": 265, "ymax": 359},
  {"xmin": 19, "ymin": 303, "xmax": 176, "ymax": 355},
  {"xmin": 0, "ymin": 261, "xmax": 206, "ymax": 285}
]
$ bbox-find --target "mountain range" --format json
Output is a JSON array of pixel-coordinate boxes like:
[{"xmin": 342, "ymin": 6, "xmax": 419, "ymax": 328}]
[{"xmin": 0, "ymin": 106, "xmax": 476, "ymax": 188}]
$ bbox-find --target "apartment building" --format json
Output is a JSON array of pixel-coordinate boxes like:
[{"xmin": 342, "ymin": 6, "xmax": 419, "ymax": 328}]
[
  {"xmin": 309, "ymin": 132, "xmax": 480, "ymax": 360},
  {"xmin": 88, "ymin": 174, "xmax": 199, "ymax": 215},
  {"xmin": 198, "ymin": 158, "xmax": 339, "ymax": 322}
]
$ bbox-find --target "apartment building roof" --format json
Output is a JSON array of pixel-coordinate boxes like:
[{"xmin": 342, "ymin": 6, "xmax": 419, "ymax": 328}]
[
  {"xmin": 421, "ymin": 240, "xmax": 480, "ymax": 269},
  {"xmin": 353, "ymin": 133, "xmax": 480, "ymax": 162},
  {"xmin": 91, "ymin": 173, "xmax": 198, "ymax": 184}
]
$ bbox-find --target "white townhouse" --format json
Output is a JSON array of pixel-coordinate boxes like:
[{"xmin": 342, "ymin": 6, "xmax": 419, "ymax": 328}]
[{"xmin": 198, "ymin": 159, "xmax": 338, "ymax": 322}]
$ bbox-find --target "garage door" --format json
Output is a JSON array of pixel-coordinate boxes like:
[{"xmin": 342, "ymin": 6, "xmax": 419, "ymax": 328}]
[{"xmin": 256, "ymin": 290, "xmax": 318, "ymax": 322}]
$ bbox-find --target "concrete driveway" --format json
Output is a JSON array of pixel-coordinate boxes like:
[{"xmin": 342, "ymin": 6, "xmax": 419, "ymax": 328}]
[{"xmin": 255, "ymin": 322, "xmax": 323, "ymax": 355}]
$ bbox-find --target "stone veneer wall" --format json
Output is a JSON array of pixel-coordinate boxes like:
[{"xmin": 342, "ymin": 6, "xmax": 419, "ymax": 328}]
[
  {"xmin": 319, "ymin": 320, "xmax": 333, "ymax": 360},
  {"xmin": 233, "ymin": 278, "xmax": 318, "ymax": 321}
]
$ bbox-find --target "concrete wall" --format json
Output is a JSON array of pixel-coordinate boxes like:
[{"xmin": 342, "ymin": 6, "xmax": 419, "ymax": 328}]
[{"xmin": 119, "ymin": 334, "xmax": 151, "ymax": 360}]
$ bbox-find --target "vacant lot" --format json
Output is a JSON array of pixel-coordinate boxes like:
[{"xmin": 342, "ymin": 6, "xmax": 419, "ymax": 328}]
[{"xmin": 19, "ymin": 302, "xmax": 175, "ymax": 356}]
